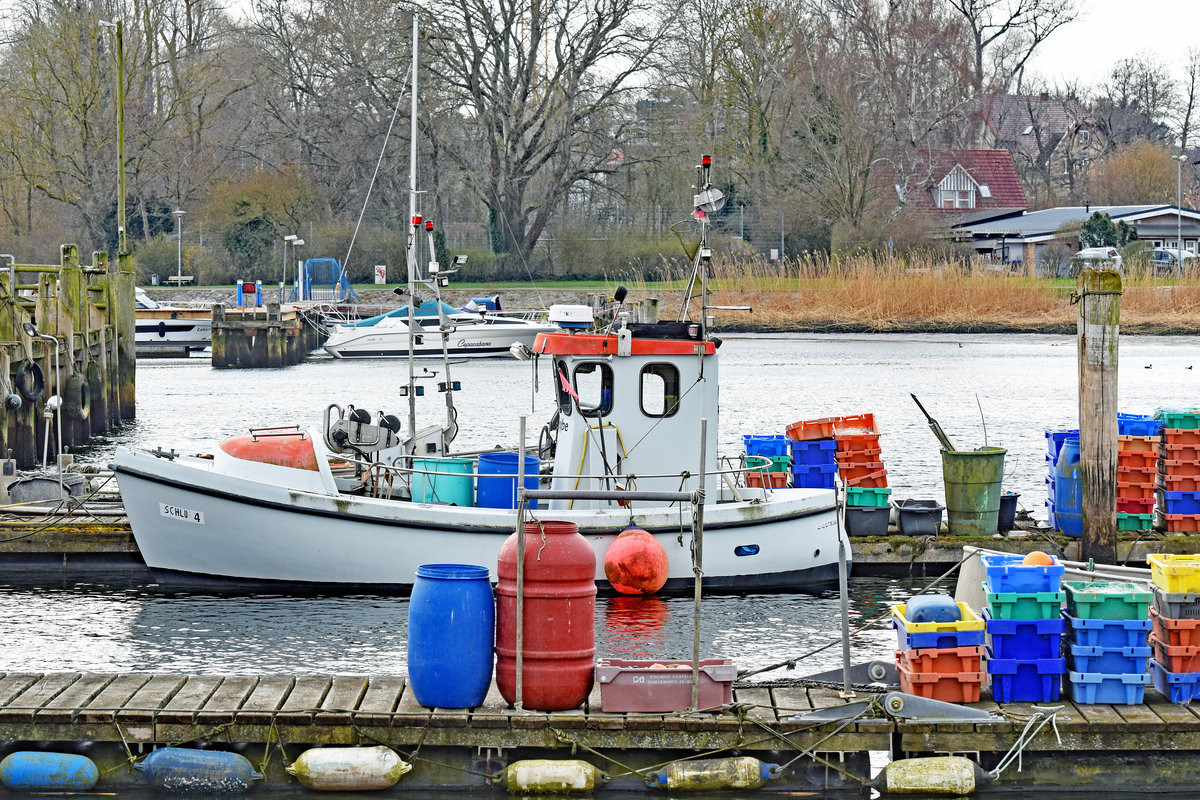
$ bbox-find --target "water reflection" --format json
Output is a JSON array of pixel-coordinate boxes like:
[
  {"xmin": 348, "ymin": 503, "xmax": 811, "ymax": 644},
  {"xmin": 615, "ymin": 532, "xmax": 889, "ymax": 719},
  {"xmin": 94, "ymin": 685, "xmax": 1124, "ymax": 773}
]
[{"xmin": 602, "ymin": 595, "xmax": 670, "ymax": 658}]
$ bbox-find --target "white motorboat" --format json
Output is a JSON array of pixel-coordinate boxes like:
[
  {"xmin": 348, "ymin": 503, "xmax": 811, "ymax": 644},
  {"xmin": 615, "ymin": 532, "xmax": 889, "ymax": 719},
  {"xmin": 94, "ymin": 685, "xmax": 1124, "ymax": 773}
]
[
  {"xmin": 135, "ymin": 288, "xmax": 211, "ymax": 356},
  {"xmin": 322, "ymin": 300, "xmax": 556, "ymax": 359}
]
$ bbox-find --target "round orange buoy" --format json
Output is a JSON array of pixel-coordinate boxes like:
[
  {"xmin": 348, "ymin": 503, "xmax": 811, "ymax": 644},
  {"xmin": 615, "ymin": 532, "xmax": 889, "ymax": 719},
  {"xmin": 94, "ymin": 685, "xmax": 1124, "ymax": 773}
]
[
  {"xmin": 1022, "ymin": 550, "xmax": 1054, "ymax": 566},
  {"xmin": 604, "ymin": 528, "xmax": 669, "ymax": 595}
]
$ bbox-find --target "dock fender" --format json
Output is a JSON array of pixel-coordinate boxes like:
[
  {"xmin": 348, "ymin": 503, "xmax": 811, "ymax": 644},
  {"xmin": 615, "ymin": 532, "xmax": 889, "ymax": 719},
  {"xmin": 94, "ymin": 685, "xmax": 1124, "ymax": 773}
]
[
  {"xmin": 14, "ymin": 360, "xmax": 43, "ymax": 402},
  {"xmin": 869, "ymin": 755, "xmax": 991, "ymax": 795},
  {"xmin": 64, "ymin": 372, "xmax": 90, "ymax": 420}
]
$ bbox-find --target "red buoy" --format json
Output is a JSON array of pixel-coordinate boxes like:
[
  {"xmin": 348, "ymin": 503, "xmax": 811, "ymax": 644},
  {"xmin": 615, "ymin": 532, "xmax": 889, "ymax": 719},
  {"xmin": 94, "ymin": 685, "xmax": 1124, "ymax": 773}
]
[{"xmin": 604, "ymin": 528, "xmax": 669, "ymax": 595}]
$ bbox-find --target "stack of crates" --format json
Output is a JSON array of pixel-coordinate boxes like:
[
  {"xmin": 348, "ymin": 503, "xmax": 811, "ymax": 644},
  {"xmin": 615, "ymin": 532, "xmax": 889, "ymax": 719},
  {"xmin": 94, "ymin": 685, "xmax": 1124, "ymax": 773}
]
[
  {"xmin": 1044, "ymin": 429, "xmax": 1077, "ymax": 529},
  {"xmin": 786, "ymin": 414, "xmax": 887, "ymax": 487},
  {"xmin": 1155, "ymin": 410, "xmax": 1200, "ymax": 534},
  {"xmin": 1148, "ymin": 554, "xmax": 1200, "ymax": 702},
  {"xmin": 980, "ymin": 554, "xmax": 1067, "ymax": 702},
  {"xmin": 1117, "ymin": 413, "xmax": 1160, "ymax": 532},
  {"xmin": 741, "ymin": 435, "xmax": 792, "ymax": 489},
  {"xmin": 786, "ymin": 437, "xmax": 838, "ymax": 491},
  {"xmin": 891, "ymin": 598, "xmax": 985, "ymax": 703},
  {"xmin": 1062, "ymin": 581, "xmax": 1152, "ymax": 704}
]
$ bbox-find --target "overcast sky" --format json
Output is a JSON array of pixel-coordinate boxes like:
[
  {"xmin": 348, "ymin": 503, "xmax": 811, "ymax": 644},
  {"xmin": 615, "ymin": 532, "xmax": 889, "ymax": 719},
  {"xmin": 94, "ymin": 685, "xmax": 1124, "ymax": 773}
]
[{"xmin": 1025, "ymin": 0, "xmax": 1199, "ymax": 90}]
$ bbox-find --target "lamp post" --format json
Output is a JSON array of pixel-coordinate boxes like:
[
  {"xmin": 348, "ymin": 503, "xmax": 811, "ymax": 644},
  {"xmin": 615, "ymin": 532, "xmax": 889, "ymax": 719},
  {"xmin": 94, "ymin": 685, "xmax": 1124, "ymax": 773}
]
[
  {"xmin": 1179, "ymin": 154, "xmax": 1190, "ymax": 272},
  {"xmin": 282, "ymin": 234, "xmax": 298, "ymax": 286},
  {"xmin": 173, "ymin": 210, "xmax": 186, "ymax": 286},
  {"xmin": 292, "ymin": 239, "xmax": 305, "ymax": 299},
  {"xmin": 99, "ymin": 20, "xmax": 125, "ymax": 255}
]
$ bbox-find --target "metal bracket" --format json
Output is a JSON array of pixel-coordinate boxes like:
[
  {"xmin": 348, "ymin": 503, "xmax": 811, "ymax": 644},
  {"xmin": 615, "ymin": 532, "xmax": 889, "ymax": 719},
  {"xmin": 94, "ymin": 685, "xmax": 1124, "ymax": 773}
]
[
  {"xmin": 790, "ymin": 691, "xmax": 1004, "ymax": 724},
  {"xmin": 796, "ymin": 660, "xmax": 899, "ymax": 688}
]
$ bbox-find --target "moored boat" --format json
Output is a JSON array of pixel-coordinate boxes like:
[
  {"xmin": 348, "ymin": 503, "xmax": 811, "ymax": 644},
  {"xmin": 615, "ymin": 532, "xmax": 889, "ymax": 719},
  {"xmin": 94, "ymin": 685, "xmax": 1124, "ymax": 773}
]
[{"xmin": 135, "ymin": 288, "xmax": 211, "ymax": 356}]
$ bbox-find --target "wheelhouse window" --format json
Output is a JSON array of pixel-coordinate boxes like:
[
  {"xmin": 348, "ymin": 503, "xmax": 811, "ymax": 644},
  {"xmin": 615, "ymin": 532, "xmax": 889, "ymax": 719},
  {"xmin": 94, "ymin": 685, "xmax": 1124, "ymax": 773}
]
[
  {"xmin": 641, "ymin": 363, "xmax": 680, "ymax": 417},
  {"xmin": 574, "ymin": 362, "xmax": 613, "ymax": 417},
  {"xmin": 554, "ymin": 360, "xmax": 574, "ymax": 416}
]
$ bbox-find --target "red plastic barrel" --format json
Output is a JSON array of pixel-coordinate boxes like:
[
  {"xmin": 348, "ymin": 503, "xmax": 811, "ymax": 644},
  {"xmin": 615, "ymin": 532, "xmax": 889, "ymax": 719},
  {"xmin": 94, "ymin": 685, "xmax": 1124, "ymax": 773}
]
[{"xmin": 496, "ymin": 520, "xmax": 596, "ymax": 710}]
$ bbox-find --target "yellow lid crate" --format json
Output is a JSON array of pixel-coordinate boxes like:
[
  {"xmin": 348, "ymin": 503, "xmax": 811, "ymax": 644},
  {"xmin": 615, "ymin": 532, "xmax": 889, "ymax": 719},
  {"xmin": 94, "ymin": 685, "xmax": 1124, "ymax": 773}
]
[{"xmin": 1148, "ymin": 554, "xmax": 1200, "ymax": 594}]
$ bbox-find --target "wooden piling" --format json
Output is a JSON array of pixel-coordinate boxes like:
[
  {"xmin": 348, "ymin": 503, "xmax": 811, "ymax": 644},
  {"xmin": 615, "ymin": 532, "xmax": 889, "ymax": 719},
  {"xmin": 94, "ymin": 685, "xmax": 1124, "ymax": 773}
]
[
  {"xmin": 211, "ymin": 303, "xmax": 320, "ymax": 368},
  {"xmin": 1076, "ymin": 267, "xmax": 1122, "ymax": 564}
]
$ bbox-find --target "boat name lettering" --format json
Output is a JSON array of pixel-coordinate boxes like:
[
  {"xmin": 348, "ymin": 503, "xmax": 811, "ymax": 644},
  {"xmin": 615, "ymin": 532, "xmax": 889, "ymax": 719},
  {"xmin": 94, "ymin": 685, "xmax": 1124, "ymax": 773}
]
[
  {"xmin": 159, "ymin": 503, "xmax": 204, "ymax": 524},
  {"xmin": 455, "ymin": 339, "xmax": 493, "ymax": 348}
]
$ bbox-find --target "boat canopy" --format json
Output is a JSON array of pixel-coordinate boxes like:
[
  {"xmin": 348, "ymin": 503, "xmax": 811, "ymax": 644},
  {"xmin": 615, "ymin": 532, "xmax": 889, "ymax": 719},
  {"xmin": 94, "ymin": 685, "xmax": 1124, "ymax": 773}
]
[{"xmin": 344, "ymin": 301, "xmax": 460, "ymax": 328}]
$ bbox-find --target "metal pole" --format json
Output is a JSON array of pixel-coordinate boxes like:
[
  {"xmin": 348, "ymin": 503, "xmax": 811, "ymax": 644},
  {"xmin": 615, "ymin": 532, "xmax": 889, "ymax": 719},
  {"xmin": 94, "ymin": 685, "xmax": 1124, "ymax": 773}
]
[
  {"xmin": 838, "ymin": 486, "xmax": 853, "ymax": 698},
  {"xmin": 691, "ymin": 417, "xmax": 707, "ymax": 710},
  {"xmin": 100, "ymin": 20, "xmax": 126, "ymax": 255},
  {"xmin": 515, "ymin": 415, "xmax": 527, "ymax": 711},
  {"xmin": 779, "ymin": 210, "xmax": 784, "ymax": 259},
  {"xmin": 174, "ymin": 210, "xmax": 185, "ymax": 285},
  {"xmin": 1179, "ymin": 155, "xmax": 1185, "ymax": 273},
  {"xmin": 405, "ymin": 15, "xmax": 420, "ymax": 447}
]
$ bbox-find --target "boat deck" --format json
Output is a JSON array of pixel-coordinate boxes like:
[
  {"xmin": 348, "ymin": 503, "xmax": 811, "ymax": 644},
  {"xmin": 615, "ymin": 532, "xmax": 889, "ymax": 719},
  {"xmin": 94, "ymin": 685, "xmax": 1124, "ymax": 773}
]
[{"xmin": 4, "ymin": 671, "xmax": 1200, "ymax": 792}]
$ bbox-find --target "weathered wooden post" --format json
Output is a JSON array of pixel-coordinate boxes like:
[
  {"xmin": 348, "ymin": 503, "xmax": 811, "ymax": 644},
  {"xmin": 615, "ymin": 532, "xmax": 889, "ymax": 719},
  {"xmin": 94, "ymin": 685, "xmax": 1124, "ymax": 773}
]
[
  {"xmin": 1076, "ymin": 266, "xmax": 1122, "ymax": 564},
  {"xmin": 113, "ymin": 251, "xmax": 136, "ymax": 420}
]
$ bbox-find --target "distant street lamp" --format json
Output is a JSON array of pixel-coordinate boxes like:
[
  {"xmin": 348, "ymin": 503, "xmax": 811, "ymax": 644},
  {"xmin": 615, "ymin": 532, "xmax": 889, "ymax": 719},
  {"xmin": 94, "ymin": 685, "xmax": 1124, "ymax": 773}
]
[
  {"xmin": 1178, "ymin": 154, "xmax": 1190, "ymax": 272},
  {"xmin": 282, "ymin": 234, "xmax": 298, "ymax": 286},
  {"xmin": 173, "ymin": 209, "xmax": 186, "ymax": 285},
  {"xmin": 292, "ymin": 239, "xmax": 305, "ymax": 299}
]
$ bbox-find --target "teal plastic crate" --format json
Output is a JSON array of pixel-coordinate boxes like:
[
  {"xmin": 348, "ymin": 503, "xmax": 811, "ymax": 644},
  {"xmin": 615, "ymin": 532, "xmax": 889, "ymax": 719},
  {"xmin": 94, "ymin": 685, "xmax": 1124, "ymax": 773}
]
[
  {"xmin": 1116, "ymin": 512, "xmax": 1153, "ymax": 531},
  {"xmin": 984, "ymin": 583, "xmax": 1065, "ymax": 620},
  {"xmin": 846, "ymin": 486, "xmax": 892, "ymax": 507},
  {"xmin": 766, "ymin": 456, "xmax": 791, "ymax": 473},
  {"xmin": 1063, "ymin": 581, "xmax": 1151, "ymax": 620},
  {"xmin": 1155, "ymin": 410, "xmax": 1200, "ymax": 430}
]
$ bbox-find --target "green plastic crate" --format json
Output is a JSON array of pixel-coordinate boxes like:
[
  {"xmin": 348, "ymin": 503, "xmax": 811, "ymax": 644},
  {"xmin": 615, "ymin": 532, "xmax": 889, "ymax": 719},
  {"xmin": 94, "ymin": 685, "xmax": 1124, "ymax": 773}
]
[
  {"xmin": 1063, "ymin": 580, "xmax": 1151, "ymax": 620},
  {"xmin": 767, "ymin": 456, "xmax": 791, "ymax": 473},
  {"xmin": 846, "ymin": 486, "xmax": 892, "ymax": 507},
  {"xmin": 1116, "ymin": 512, "xmax": 1153, "ymax": 531},
  {"xmin": 1157, "ymin": 411, "xmax": 1200, "ymax": 430},
  {"xmin": 983, "ymin": 582, "xmax": 1065, "ymax": 620}
]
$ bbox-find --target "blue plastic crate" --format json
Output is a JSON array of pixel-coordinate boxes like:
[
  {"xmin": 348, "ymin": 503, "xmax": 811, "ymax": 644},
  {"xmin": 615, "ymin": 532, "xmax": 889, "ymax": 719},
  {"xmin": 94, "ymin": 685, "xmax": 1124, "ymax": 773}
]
[
  {"xmin": 1045, "ymin": 429, "xmax": 1079, "ymax": 464},
  {"xmin": 787, "ymin": 438, "xmax": 838, "ymax": 465},
  {"xmin": 986, "ymin": 651, "xmax": 1065, "ymax": 703},
  {"xmin": 1062, "ymin": 610, "xmax": 1151, "ymax": 648},
  {"xmin": 1151, "ymin": 660, "xmax": 1200, "ymax": 703},
  {"xmin": 983, "ymin": 610, "xmax": 1065, "ymax": 659},
  {"xmin": 743, "ymin": 435, "xmax": 789, "ymax": 458},
  {"xmin": 892, "ymin": 617, "xmax": 986, "ymax": 651},
  {"xmin": 981, "ymin": 554, "xmax": 1065, "ymax": 593},
  {"xmin": 1065, "ymin": 643, "xmax": 1151, "ymax": 674},
  {"xmin": 1160, "ymin": 490, "xmax": 1200, "ymax": 516},
  {"xmin": 792, "ymin": 462, "xmax": 838, "ymax": 489},
  {"xmin": 1117, "ymin": 413, "xmax": 1163, "ymax": 438},
  {"xmin": 1045, "ymin": 498, "xmax": 1056, "ymax": 529},
  {"xmin": 1066, "ymin": 670, "xmax": 1150, "ymax": 705}
]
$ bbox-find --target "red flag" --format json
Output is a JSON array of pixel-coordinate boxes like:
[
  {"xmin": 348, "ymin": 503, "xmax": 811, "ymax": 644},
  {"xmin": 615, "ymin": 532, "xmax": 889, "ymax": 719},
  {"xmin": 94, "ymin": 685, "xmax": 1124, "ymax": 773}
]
[{"xmin": 559, "ymin": 370, "xmax": 579, "ymax": 403}]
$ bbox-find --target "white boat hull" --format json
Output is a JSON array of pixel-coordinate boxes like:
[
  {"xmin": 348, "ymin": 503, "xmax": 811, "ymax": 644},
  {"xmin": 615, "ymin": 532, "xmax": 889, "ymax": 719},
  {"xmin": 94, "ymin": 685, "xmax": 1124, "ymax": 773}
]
[
  {"xmin": 135, "ymin": 312, "xmax": 211, "ymax": 355},
  {"xmin": 323, "ymin": 317, "xmax": 556, "ymax": 359},
  {"xmin": 113, "ymin": 447, "xmax": 846, "ymax": 592}
]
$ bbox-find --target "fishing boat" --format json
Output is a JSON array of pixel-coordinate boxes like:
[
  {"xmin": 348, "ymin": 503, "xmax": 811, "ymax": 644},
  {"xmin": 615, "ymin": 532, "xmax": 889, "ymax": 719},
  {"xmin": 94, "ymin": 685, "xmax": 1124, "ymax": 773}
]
[
  {"xmin": 110, "ymin": 24, "xmax": 843, "ymax": 592},
  {"xmin": 135, "ymin": 288, "xmax": 211, "ymax": 356},
  {"xmin": 321, "ymin": 298, "xmax": 556, "ymax": 359}
]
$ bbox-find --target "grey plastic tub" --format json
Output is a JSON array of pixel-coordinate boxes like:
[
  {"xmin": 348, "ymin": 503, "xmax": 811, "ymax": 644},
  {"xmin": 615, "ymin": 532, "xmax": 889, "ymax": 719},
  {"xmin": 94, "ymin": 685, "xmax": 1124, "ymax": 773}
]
[{"xmin": 893, "ymin": 499, "xmax": 945, "ymax": 536}]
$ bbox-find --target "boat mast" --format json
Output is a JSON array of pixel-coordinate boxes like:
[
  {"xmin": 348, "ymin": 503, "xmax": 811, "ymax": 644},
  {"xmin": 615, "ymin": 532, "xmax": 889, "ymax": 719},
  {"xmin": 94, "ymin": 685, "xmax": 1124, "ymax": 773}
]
[{"xmin": 404, "ymin": 15, "xmax": 419, "ymax": 450}]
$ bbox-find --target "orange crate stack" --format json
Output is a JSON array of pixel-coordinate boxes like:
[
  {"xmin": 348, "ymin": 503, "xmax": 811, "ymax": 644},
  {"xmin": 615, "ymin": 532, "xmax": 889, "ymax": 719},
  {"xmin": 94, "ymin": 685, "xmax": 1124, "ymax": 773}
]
[
  {"xmin": 1157, "ymin": 420, "xmax": 1200, "ymax": 533},
  {"xmin": 786, "ymin": 414, "xmax": 886, "ymax": 487}
]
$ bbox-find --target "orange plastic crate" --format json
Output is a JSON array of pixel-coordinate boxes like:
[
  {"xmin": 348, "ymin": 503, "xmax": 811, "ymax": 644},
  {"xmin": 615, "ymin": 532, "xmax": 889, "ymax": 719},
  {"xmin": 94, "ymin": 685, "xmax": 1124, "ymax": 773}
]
[
  {"xmin": 746, "ymin": 471, "xmax": 789, "ymax": 489},
  {"xmin": 1118, "ymin": 451, "xmax": 1158, "ymax": 471},
  {"xmin": 1163, "ymin": 428, "xmax": 1200, "ymax": 446},
  {"xmin": 835, "ymin": 447, "xmax": 882, "ymax": 463},
  {"xmin": 896, "ymin": 662, "xmax": 983, "ymax": 703},
  {"xmin": 1150, "ymin": 632, "xmax": 1200, "ymax": 673},
  {"xmin": 1119, "ymin": 435, "xmax": 1160, "ymax": 453},
  {"xmin": 1159, "ymin": 472, "xmax": 1200, "ymax": 492},
  {"xmin": 896, "ymin": 645, "xmax": 985, "ymax": 675},
  {"xmin": 836, "ymin": 432, "xmax": 882, "ymax": 453},
  {"xmin": 1116, "ymin": 479, "xmax": 1155, "ymax": 500},
  {"xmin": 1151, "ymin": 607, "xmax": 1200, "ymax": 648},
  {"xmin": 840, "ymin": 462, "xmax": 888, "ymax": 488},
  {"xmin": 1164, "ymin": 443, "xmax": 1200, "ymax": 462},
  {"xmin": 1156, "ymin": 512, "xmax": 1200, "ymax": 533},
  {"xmin": 1160, "ymin": 458, "xmax": 1200, "ymax": 478},
  {"xmin": 1118, "ymin": 464, "xmax": 1157, "ymax": 483},
  {"xmin": 834, "ymin": 413, "xmax": 877, "ymax": 436},
  {"xmin": 786, "ymin": 417, "xmax": 838, "ymax": 441}
]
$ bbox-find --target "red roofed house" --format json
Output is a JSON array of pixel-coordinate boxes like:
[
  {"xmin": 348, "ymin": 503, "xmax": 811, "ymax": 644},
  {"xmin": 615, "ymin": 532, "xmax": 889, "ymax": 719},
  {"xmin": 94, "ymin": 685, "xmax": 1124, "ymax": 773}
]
[{"xmin": 907, "ymin": 150, "xmax": 1028, "ymax": 215}]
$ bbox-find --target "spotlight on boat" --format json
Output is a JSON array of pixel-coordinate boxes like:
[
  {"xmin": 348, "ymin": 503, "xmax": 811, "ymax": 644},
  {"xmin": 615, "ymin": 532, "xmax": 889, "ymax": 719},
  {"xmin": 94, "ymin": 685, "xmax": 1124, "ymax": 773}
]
[{"xmin": 509, "ymin": 342, "xmax": 532, "ymax": 361}]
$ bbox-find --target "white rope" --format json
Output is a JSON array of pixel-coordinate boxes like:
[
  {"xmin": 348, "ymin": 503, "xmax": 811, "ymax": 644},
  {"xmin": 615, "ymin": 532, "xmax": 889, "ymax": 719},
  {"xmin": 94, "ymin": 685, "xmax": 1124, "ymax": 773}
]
[{"xmin": 989, "ymin": 705, "xmax": 1063, "ymax": 779}]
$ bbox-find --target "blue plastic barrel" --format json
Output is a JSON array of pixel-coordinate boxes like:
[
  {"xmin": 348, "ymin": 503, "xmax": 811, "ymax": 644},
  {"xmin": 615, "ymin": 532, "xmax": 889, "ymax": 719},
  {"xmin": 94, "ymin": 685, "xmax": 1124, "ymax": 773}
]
[
  {"xmin": 408, "ymin": 564, "xmax": 495, "ymax": 708},
  {"xmin": 476, "ymin": 452, "xmax": 539, "ymax": 509},
  {"xmin": 412, "ymin": 457, "xmax": 474, "ymax": 506},
  {"xmin": 906, "ymin": 594, "xmax": 961, "ymax": 623},
  {"xmin": 1054, "ymin": 435, "xmax": 1082, "ymax": 537}
]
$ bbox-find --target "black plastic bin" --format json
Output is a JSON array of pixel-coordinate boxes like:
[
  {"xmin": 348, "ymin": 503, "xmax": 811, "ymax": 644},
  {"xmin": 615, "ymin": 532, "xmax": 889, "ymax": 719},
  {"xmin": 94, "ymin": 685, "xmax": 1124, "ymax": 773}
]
[
  {"xmin": 844, "ymin": 505, "xmax": 889, "ymax": 536},
  {"xmin": 892, "ymin": 499, "xmax": 945, "ymax": 536},
  {"xmin": 997, "ymin": 492, "xmax": 1020, "ymax": 532}
]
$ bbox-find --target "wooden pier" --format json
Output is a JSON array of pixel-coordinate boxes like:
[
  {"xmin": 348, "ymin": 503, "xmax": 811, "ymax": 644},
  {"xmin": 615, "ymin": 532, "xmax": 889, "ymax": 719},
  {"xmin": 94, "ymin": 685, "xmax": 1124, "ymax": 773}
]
[
  {"xmin": 211, "ymin": 303, "xmax": 325, "ymax": 368},
  {"xmin": 1, "ymin": 671, "xmax": 1199, "ymax": 793}
]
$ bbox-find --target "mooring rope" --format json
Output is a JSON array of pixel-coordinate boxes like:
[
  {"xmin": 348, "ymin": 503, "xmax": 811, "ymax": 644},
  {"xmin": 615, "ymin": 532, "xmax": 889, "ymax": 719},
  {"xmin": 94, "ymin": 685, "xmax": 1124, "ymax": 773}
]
[{"xmin": 989, "ymin": 705, "xmax": 1063, "ymax": 779}]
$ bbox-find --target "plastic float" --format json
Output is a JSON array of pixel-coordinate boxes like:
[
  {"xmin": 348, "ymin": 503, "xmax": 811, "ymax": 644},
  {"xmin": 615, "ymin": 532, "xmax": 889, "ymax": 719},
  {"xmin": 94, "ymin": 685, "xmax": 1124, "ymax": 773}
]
[
  {"xmin": 870, "ymin": 755, "xmax": 992, "ymax": 795},
  {"xmin": 603, "ymin": 527, "xmax": 669, "ymax": 595},
  {"xmin": 134, "ymin": 747, "xmax": 263, "ymax": 792},
  {"xmin": 645, "ymin": 757, "xmax": 780, "ymax": 791},
  {"xmin": 285, "ymin": 746, "xmax": 411, "ymax": 791},
  {"xmin": 499, "ymin": 759, "xmax": 606, "ymax": 793},
  {"xmin": 0, "ymin": 751, "xmax": 98, "ymax": 791}
]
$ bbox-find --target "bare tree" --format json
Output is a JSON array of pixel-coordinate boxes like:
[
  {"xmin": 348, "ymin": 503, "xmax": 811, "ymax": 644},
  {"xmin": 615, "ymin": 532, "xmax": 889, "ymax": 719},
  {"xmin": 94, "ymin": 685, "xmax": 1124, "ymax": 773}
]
[
  {"xmin": 1177, "ymin": 48, "xmax": 1200, "ymax": 151},
  {"xmin": 943, "ymin": 0, "xmax": 1078, "ymax": 92}
]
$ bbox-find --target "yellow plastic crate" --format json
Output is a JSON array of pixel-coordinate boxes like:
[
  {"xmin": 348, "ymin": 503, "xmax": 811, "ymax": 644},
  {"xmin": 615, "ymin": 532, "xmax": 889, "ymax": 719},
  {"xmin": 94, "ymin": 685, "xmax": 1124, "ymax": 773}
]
[
  {"xmin": 1148, "ymin": 554, "xmax": 1200, "ymax": 594},
  {"xmin": 892, "ymin": 602, "xmax": 984, "ymax": 633}
]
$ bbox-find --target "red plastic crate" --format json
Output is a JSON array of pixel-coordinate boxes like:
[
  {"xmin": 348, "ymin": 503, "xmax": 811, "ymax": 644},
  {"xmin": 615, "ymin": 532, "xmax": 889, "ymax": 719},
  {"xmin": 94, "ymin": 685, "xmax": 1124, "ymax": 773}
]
[
  {"xmin": 841, "ymin": 463, "xmax": 888, "ymax": 488},
  {"xmin": 1163, "ymin": 443, "xmax": 1200, "ymax": 463},
  {"xmin": 1159, "ymin": 472, "xmax": 1200, "ymax": 492},
  {"xmin": 834, "ymin": 413, "xmax": 877, "ymax": 436},
  {"xmin": 896, "ymin": 645, "xmax": 985, "ymax": 674},
  {"xmin": 1161, "ymin": 458, "xmax": 1200, "ymax": 478},
  {"xmin": 1117, "ymin": 479, "xmax": 1155, "ymax": 500},
  {"xmin": 836, "ymin": 432, "xmax": 882, "ymax": 453},
  {"xmin": 786, "ymin": 413, "xmax": 878, "ymax": 441},
  {"xmin": 1119, "ymin": 435, "xmax": 1160, "ymax": 453},
  {"xmin": 834, "ymin": 447, "xmax": 882, "ymax": 463},
  {"xmin": 595, "ymin": 659, "xmax": 734, "ymax": 712},
  {"xmin": 1163, "ymin": 428, "xmax": 1200, "ymax": 446},
  {"xmin": 1151, "ymin": 607, "xmax": 1200, "ymax": 648},
  {"xmin": 896, "ymin": 662, "xmax": 983, "ymax": 703},
  {"xmin": 746, "ymin": 471, "xmax": 789, "ymax": 489},
  {"xmin": 1118, "ymin": 451, "xmax": 1158, "ymax": 471},
  {"xmin": 1116, "ymin": 497, "xmax": 1155, "ymax": 514},
  {"xmin": 1155, "ymin": 512, "xmax": 1200, "ymax": 533},
  {"xmin": 1150, "ymin": 632, "xmax": 1200, "ymax": 673}
]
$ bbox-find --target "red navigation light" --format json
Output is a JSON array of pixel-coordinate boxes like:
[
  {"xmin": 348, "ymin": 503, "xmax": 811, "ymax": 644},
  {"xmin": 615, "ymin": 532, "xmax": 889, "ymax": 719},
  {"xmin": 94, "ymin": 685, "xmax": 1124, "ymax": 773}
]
[
  {"xmin": 411, "ymin": 215, "xmax": 422, "ymax": 226},
  {"xmin": 425, "ymin": 221, "xmax": 434, "ymax": 231},
  {"xmin": 701, "ymin": 154, "xmax": 711, "ymax": 166}
]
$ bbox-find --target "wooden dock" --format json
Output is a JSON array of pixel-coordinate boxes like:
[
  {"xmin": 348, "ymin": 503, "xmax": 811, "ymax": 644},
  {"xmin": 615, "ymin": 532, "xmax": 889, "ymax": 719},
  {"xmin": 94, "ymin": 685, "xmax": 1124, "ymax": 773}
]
[
  {"xmin": 211, "ymin": 302, "xmax": 325, "ymax": 368},
  {"xmin": 1, "ymin": 671, "xmax": 1199, "ymax": 793}
]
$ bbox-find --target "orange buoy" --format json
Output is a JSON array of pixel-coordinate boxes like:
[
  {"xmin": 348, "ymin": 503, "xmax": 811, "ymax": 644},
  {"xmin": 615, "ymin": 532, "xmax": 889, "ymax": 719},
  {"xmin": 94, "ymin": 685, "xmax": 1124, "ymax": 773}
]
[
  {"xmin": 604, "ymin": 528, "xmax": 669, "ymax": 595},
  {"xmin": 1022, "ymin": 550, "xmax": 1054, "ymax": 566}
]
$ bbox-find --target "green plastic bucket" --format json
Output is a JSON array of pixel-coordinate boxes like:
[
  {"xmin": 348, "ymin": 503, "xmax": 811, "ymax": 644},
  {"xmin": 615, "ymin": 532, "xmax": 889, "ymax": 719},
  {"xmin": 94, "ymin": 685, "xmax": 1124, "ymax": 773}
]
[
  {"xmin": 941, "ymin": 447, "xmax": 1006, "ymax": 536},
  {"xmin": 412, "ymin": 457, "xmax": 475, "ymax": 506}
]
